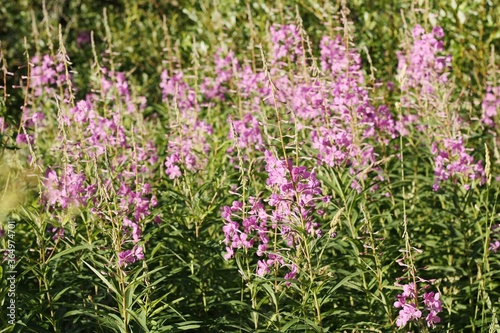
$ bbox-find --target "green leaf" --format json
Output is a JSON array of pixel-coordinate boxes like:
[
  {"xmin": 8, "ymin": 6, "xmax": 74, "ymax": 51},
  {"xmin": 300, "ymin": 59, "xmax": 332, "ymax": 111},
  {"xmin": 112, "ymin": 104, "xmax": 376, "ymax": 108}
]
[{"xmin": 82, "ymin": 260, "xmax": 119, "ymax": 295}]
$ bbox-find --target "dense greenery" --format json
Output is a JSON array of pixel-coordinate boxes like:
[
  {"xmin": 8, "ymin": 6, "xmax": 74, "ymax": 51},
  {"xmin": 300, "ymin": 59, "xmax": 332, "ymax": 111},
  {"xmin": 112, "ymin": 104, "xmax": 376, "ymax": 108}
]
[{"xmin": 1, "ymin": 1, "xmax": 499, "ymax": 332}]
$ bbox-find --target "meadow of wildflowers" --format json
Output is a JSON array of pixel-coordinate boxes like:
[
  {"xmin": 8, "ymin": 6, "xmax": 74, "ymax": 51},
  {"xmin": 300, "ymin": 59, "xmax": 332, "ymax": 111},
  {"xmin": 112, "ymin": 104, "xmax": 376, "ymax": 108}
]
[{"xmin": 0, "ymin": 1, "xmax": 499, "ymax": 332}]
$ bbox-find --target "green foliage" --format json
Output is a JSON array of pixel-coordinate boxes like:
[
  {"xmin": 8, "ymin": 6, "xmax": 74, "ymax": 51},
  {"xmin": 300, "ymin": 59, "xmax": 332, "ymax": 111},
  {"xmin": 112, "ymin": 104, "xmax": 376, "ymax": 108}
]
[{"xmin": 0, "ymin": 0, "xmax": 499, "ymax": 332}]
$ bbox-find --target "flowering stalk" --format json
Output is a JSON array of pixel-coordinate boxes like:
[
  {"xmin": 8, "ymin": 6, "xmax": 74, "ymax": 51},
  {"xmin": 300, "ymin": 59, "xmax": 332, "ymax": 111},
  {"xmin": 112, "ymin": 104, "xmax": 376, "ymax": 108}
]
[
  {"xmin": 223, "ymin": 149, "xmax": 330, "ymax": 328},
  {"xmin": 397, "ymin": 24, "xmax": 485, "ymax": 191},
  {"xmin": 393, "ymin": 104, "xmax": 442, "ymax": 331}
]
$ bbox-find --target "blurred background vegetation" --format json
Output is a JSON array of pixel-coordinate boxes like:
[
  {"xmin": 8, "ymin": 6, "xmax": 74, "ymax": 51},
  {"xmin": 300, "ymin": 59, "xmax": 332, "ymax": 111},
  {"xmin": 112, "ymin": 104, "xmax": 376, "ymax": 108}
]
[{"xmin": 1, "ymin": 0, "xmax": 499, "ymax": 123}]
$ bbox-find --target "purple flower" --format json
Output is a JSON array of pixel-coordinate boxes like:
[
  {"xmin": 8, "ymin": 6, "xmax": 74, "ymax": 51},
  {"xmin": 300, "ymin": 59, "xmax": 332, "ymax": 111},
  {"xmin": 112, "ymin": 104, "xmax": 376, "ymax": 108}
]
[
  {"xmin": 77, "ymin": 31, "xmax": 91, "ymax": 47},
  {"xmin": 224, "ymin": 246, "xmax": 234, "ymax": 260},
  {"xmin": 16, "ymin": 133, "xmax": 33, "ymax": 145},
  {"xmin": 423, "ymin": 292, "xmax": 442, "ymax": 312},
  {"xmin": 398, "ymin": 25, "xmax": 451, "ymax": 95},
  {"xmin": 402, "ymin": 282, "xmax": 417, "ymax": 298},
  {"xmin": 431, "ymin": 137, "xmax": 485, "ymax": 190},
  {"xmin": 222, "ymin": 150, "xmax": 329, "ymax": 281},
  {"xmin": 42, "ymin": 165, "xmax": 93, "ymax": 209},
  {"xmin": 160, "ymin": 71, "xmax": 213, "ymax": 179},
  {"xmin": 0, "ymin": 117, "xmax": 6, "ymax": 134},
  {"xmin": 123, "ymin": 218, "xmax": 142, "ymax": 243},
  {"xmin": 257, "ymin": 260, "xmax": 271, "ymax": 276},
  {"xmin": 394, "ymin": 283, "xmax": 442, "ymax": 329},
  {"xmin": 481, "ymin": 86, "xmax": 500, "ymax": 127},
  {"xmin": 396, "ymin": 303, "xmax": 422, "ymax": 328},
  {"xmin": 228, "ymin": 113, "xmax": 264, "ymax": 152},
  {"xmin": 29, "ymin": 54, "xmax": 70, "ymax": 98},
  {"xmin": 284, "ymin": 264, "xmax": 298, "ymax": 285},
  {"xmin": 426, "ymin": 310, "xmax": 442, "ymax": 328},
  {"xmin": 490, "ymin": 240, "xmax": 500, "ymax": 253},
  {"xmin": 270, "ymin": 24, "xmax": 303, "ymax": 64},
  {"xmin": 320, "ymin": 35, "xmax": 363, "ymax": 82},
  {"xmin": 49, "ymin": 227, "xmax": 65, "ymax": 241},
  {"xmin": 118, "ymin": 245, "xmax": 144, "ymax": 267}
]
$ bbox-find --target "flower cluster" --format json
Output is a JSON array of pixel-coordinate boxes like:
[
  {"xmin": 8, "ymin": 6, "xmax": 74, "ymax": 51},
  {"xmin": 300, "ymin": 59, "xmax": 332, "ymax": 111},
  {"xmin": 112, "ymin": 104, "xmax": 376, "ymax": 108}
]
[
  {"xmin": 394, "ymin": 282, "xmax": 442, "ymax": 329},
  {"xmin": 222, "ymin": 24, "xmax": 395, "ymax": 182},
  {"xmin": 160, "ymin": 70, "xmax": 213, "ymax": 179},
  {"xmin": 30, "ymin": 56, "xmax": 160, "ymax": 268},
  {"xmin": 490, "ymin": 224, "xmax": 500, "ymax": 253},
  {"xmin": 118, "ymin": 181, "xmax": 157, "ymax": 232},
  {"xmin": 160, "ymin": 70, "xmax": 196, "ymax": 111},
  {"xmin": 118, "ymin": 245, "xmax": 144, "ymax": 267},
  {"xmin": 431, "ymin": 138, "xmax": 486, "ymax": 191},
  {"xmin": 270, "ymin": 24, "xmax": 303, "ymax": 64},
  {"xmin": 101, "ymin": 68, "xmax": 147, "ymax": 114},
  {"xmin": 200, "ymin": 50, "xmax": 238, "ymax": 101},
  {"xmin": 237, "ymin": 65, "xmax": 269, "ymax": 98},
  {"xmin": 227, "ymin": 113, "xmax": 264, "ymax": 153},
  {"xmin": 222, "ymin": 150, "xmax": 328, "ymax": 282},
  {"xmin": 95, "ymin": 73, "xmax": 159, "ymax": 264},
  {"xmin": 264, "ymin": 150, "xmax": 325, "ymax": 238},
  {"xmin": 308, "ymin": 35, "xmax": 395, "ymax": 191},
  {"xmin": 397, "ymin": 25, "xmax": 451, "ymax": 95},
  {"xmin": 112, "ymin": 173, "xmax": 157, "ymax": 267},
  {"xmin": 397, "ymin": 25, "xmax": 485, "ymax": 191},
  {"xmin": 481, "ymin": 86, "xmax": 500, "ymax": 127},
  {"xmin": 30, "ymin": 54, "xmax": 71, "ymax": 98},
  {"xmin": 16, "ymin": 54, "xmax": 74, "ymax": 147},
  {"xmin": 290, "ymin": 81, "xmax": 327, "ymax": 120},
  {"xmin": 68, "ymin": 99, "xmax": 128, "ymax": 157},
  {"xmin": 43, "ymin": 165, "xmax": 95, "ymax": 209},
  {"xmin": 395, "ymin": 25, "xmax": 451, "ymax": 137},
  {"xmin": 320, "ymin": 35, "xmax": 363, "ymax": 83},
  {"xmin": 226, "ymin": 63, "xmax": 268, "ymax": 159},
  {"xmin": 164, "ymin": 119, "xmax": 213, "ymax": 179}
]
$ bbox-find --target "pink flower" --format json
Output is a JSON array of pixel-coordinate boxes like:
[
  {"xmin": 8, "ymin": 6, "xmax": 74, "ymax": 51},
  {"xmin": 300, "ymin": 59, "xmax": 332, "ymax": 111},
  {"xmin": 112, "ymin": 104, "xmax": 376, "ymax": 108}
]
[
  {"xmin": 270, "ymin": 24, "xmax": 303, "ymax": 63},
  {"xmin": 284, "ymin": 264, "xmax": 298, "ymax": 285},
  {"xmin": 257, "ymin": 260, "xmax": 270, "ymax": 276},
  {"xmin": 118, "ymin": 245, "xmax": 144, "ymax": 267},
  {"xmin": 402, "ymin": 282, "xmax": 417, "ymax": 298},
  {"xmin": 398, "ymin": 25, "xmax": 451, "ymax": 94},
  {"xmin": 426, "ymin": 310, "xmax": 441, "ymax": 328},
  {"xmin": 490, "ymin": 240, "xmax": 500, "ymax": 253},
  {"xmin": 481, "ymin": 86, "xmax": 500, "ymax": 126},
  {"xmin": 396, "ymin": 303, "xmax": 422, "ymax": 328},
  {"xmin": 123, "ymin": 218, "xmax": 142, "ymax": 243},
  {"xmin": 423, "ymin": 292, "xmax": 442, "ymax": 312}
]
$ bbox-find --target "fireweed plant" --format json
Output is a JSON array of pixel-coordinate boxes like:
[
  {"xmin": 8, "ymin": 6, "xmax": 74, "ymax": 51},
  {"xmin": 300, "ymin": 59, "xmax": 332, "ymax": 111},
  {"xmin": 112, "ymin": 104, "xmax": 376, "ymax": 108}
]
[
  {"xmin": 221, "ymin": 16, "xmax": 404, "ymax": 331},
  {"xmin": 396, "ymin": 24, "xmax": 486, "ymax": 191},
  {"xmin": 393, "ymin": 18, "xmax": 499, "ymax": 333},
  {"xmin": 222, "ymin": 149, "xmax": 331, "ymax": 329},
  {"xmin": 1, "ymin": 2, "xmax": 500, "ymax": 332},
  {"xmin": 9, "ymin": 34, "xmax": 162, "ymax": 330}
]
